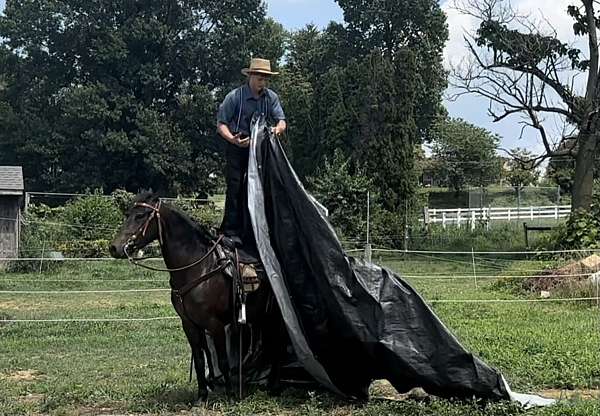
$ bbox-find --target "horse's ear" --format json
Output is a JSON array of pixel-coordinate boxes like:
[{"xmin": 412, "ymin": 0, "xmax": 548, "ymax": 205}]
[{"xmin": 153, "ymin": 187, "xmax": 168, "ymax": 201}]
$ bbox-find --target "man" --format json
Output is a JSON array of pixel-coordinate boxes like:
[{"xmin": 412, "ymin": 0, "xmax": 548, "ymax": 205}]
[{"xmin": 217, "ymin": 58, "xmax": 286, "ymax": 254}]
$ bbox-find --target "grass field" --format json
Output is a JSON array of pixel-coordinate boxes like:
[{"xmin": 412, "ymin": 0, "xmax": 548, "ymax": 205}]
[{"xmin": 1, "ymin": 254, "xmax": 599, "ymax": 415}]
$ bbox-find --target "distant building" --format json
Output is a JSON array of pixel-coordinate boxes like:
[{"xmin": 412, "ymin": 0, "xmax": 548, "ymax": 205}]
[{"xmin": 0, "ymin": 166, "xmax": 24, "ymax": 263}]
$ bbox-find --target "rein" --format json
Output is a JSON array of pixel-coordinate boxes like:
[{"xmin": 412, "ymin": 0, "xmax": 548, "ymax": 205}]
[{"xmin": 124, "ymin": 201, "xmax": 226, "ymax": 273}]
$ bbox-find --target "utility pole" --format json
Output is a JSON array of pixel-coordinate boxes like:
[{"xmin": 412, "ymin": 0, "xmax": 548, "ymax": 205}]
[{"xmin": 365, "ymin": 191, "xmax": 372, "ymax": 263}]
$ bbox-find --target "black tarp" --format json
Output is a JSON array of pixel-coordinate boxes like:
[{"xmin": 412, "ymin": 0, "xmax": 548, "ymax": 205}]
[{"xmin": 242, "ymin": 118, "xmax": 552, "ymax": 406}]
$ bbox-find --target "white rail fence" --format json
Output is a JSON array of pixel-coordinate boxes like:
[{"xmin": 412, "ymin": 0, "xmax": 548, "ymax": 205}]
[{"xmin": 424, "ymin": 205, "xmax": 571, "ymax": 230}]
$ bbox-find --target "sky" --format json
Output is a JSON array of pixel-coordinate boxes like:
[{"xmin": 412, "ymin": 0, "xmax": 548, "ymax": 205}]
[{"xmin": 0, "ymin": 0, "xmax": 583, "ymax": 157}]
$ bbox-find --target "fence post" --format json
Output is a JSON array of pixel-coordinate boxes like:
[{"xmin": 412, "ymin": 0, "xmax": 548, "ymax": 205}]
[
  {"xmin": 442, "ymin": 212, "xmax": 446, "ymax": 229},
  {"xmin": 39, "ymin": 240, "xmax": 46, "ymax": 274},
  {"xmin": 555, "ymin": 205, "xmax": 558, "ymax": 219},
  {"xmin": 471, "ymin": 247, "xmax": 478, "ymax": 289},
  {"xmin": 471, "ymin": 211, "xmax": 476, "ymax": 231},
  {"xmin": 530, "ymin": 206, "xmax": 534, "ymax": 220},
  {"xmin": 366, "ymin": 191, "xmax": 370, "ymax": 247},
  {"xmin": 24, "ymin": 192, "xmax": 30, "ymax": 215},
  {"xmin": 457, "ymin": 208, "xmax": 461, "ymax": 228}
]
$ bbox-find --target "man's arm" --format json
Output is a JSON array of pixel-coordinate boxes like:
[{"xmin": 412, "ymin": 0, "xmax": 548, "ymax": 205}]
[
  {"xmin": 216, "ymin": 89, "xmax": 248, "ymax": 147},
  {"xmin": 217, "ymin": 122, "xmax": 248, "ymax": 147},
  {"xmin": 269, "ymin": 91, "xmax": 286, "ymax": 137}
]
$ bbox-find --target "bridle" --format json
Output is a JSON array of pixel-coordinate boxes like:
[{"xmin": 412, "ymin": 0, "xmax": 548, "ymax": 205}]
[{"xmin": 123, "ymin": 200, "xmax": 226, "ymax": 273}]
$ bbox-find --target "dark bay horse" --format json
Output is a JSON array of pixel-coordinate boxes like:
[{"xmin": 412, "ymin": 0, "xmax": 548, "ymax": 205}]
[{"xmin": 109, "ymin": 192, "xmax": 281, "ymax": 403}]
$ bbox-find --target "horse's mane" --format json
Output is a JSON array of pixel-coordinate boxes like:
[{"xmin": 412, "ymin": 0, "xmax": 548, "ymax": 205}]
[{"xmin": 134, "ymin": 191, "xmax": 216, "ymax": 243}]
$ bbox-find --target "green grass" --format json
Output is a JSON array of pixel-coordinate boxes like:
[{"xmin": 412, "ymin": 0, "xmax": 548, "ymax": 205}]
[{"xmin": 0, "ymin": 259, "xmax": 599, "ymax": 415}]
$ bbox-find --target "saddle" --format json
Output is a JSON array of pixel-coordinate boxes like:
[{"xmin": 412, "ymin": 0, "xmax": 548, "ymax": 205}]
[{"xmin": 219, "ymin": 236, "xmax": 263, "ymax": 294}]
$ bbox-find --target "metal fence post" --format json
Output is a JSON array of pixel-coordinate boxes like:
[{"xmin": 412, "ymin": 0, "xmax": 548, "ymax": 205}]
[{"xmin": 471, "ymin": 248, "xmax": 478, "ymax": 289}]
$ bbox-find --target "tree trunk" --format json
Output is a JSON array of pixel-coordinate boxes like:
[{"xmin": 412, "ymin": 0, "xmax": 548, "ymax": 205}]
[{"xmin": 571, "ymin": 131, "xmax": 597, "ymax": 210}]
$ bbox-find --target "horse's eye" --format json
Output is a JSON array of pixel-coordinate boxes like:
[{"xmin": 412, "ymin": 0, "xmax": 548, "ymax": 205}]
[{"xmin": 135, "ymin": 212, "xmax": 146, "ymax": 220}]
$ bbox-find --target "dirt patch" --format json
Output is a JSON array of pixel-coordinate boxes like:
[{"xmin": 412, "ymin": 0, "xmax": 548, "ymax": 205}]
[
  {"xmin": 0, "ymin": 300, "xmax": 43, "ymax": 311},
  {"xmin": 73, "ymin": 407, "xmax": 224, "ymax": 416},
  {"xmin": 369, "ymin": 380, "xmax": 428, "ymax": 401},
  {"xmin": 537, "ymin": 389, "xmax": 600, "ymax": 400},
  {"xmin": 525, "ymin": 255, "xmax": 600, "ymax": 292},
  {"xmin": 369, "ymin": 381, "xmax": 600, "ymax": 403},
  {"xmin": 19, "ymin": 393, "xmax": 45, "ymax": 404},
  {"xmin": 4, "ymin": 369, "xmax": 43, "ymax": 382}
]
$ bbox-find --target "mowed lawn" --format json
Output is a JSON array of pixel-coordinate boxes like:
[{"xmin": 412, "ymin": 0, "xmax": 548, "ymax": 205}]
[{"xmin": 1, "ymin": 256, "xmax": 599, "ymax": 416}]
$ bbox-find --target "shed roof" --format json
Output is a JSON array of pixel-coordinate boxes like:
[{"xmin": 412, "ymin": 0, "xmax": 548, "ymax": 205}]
[{"xmin": 0, "ymin": 166, "xmax": 24, "ymax": 194}]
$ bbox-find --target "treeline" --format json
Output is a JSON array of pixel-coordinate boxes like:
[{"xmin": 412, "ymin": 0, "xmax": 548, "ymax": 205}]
[{"xmin": 0, "ymin": 0, "xmax": 448, "ymax": 214}]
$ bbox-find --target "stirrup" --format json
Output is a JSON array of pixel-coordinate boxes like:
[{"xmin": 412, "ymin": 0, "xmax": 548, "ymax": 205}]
[{"xmin": 240, "ymin": 264, "xmax": 260, "ymax": 292}]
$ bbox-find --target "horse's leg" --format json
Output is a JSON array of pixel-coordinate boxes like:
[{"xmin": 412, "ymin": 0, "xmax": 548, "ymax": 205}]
[
  {"xmin": 181, "ymin": 320, "xmax": 209, "ymax": 403},
  {"xmin": 198, "ymin": 330, "xmax": 216, "ymax": 390},
  {"xmin": 210, "ymin": 322, "xmax": 233, "ymax": 398}
]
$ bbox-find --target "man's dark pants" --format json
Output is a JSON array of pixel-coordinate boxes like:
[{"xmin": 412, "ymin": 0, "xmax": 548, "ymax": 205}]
[
  {"xmin": 221, "ymin": 142, "xmax": 248, "ymax": 237},
  {"xmin": 220, "ymin": 143, "xmax": 258, "ymax": 261}
]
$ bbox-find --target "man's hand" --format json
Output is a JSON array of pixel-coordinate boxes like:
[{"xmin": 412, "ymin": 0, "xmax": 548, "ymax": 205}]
[
  {"xmin": 232, "ymin": 132, "xmax": 250, "ymax": 148},
  {"xmin": 271, "ymin": 120, "xmax": 287, "ymax": 138}
]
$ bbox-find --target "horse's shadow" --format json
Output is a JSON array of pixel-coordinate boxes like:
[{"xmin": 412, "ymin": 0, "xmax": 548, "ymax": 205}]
[{"xmin": 137, "ymin": 380, "xmax": 350, "ymax": 412}]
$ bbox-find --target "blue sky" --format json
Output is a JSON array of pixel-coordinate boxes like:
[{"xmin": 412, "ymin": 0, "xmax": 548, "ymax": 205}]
[
  {"xmin": 0, "ymin": 0, "xmax": 576, "ymax": 157},
  {"xmin": 266, "ymin": 0, "xmax": 343, "ymax": 30}
]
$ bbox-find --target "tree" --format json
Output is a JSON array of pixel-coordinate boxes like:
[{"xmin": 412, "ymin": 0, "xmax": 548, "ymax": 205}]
[
  {"xmin": 308, "ymin": 150, "xmax": 376, "ymax": 242},
  {"xmin": 310, "ymin": 50, "xmax": 419, "ymax": 211},
  {"xmin": 451, "ymin": 0, "xmax": 600, "ymax": 210},
  {"xmin": 335, "ymin": 0, "xmax": 449, "ymax": 140},
  {"xmin": 505, "ymin": 147, "xmax": 539, "ymax": 193},
  {"xmin": 431, "ymin": 118, "xmax": 502, "ymax": 193},
  {"xmin": 355, "ymin": 50, "xmax": 419, "ymax": 211},
  {"xmin": 272, "ymin": 68, "xmax": 317, "ymax": 178},
  {"xmin": 545, "ymin": 136, "xmax": 599, "ymax": 194},
  {"xmin": 0, "ymin": 0, "xmax": 279, "ymax": 194}
]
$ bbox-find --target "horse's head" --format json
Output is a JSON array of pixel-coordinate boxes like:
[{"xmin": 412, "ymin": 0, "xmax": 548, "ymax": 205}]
[{"xmin": 109, "ymin": 191, "xmax": 162, "ymax": 259}]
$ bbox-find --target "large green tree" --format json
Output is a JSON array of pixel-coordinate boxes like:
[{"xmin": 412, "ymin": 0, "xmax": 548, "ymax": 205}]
[
  {"xmin": 311, "ymin": 50, "xmax": 419, "ymax": 211},
  {"xmin": 431, "ymin": 118, "xmax": 502, "ymax": 193},
  {"xmin": 336, "ymin": 0, "xmax": 449, "ymax": 139},
  {"xmin": 0, "ymin": 0, "xmax": 281, "ymax": 194},
  {"xmin": 281, "ymin": 0, "xmax": 448, "ymax": 209},
  {"xmin": 452, "ymin": 0, "xmax": 600, "ymax": 210}
]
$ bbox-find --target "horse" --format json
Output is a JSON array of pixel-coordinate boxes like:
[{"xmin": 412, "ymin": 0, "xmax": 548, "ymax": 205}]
[{"xmin": 109, "ymin": 191, "xmax": 282, "ymax": 403}]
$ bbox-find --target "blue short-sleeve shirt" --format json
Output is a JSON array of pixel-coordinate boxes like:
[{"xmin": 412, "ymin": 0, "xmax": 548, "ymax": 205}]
[{"xmin": 217, "ymin": 84, "xmax": 285, "ymax": 137}]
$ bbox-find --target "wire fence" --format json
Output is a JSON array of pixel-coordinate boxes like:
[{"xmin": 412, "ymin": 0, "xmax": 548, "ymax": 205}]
[
  {"xmin": 1, "ymin": 246, "xmax": 599, "ymax": 324},
  {"xmin": 2, "ymin": 205, "xmax": 600, "ymax": 325}
]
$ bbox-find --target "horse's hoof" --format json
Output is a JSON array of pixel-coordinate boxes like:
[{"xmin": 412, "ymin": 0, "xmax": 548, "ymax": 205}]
[
  {"xmin": 193, "ymin": 391, "xmax": 208, "ymax": 407},
  {"xmin": 193, "ymin": 398, "xmax": 207, "ymax": 407}
]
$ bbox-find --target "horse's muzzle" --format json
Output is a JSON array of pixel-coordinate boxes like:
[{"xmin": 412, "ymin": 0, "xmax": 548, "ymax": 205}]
[{"xmin": 109, "ymin": 243, "xmax": 127, "ymax": 259}]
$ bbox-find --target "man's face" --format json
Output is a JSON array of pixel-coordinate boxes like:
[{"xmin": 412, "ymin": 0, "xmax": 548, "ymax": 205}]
[{"xmin": 249, "ymin": 73, "xmax": 270, "ymax": 93}]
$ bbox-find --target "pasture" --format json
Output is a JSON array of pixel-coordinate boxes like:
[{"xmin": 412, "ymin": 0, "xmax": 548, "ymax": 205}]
[{"xmin": 1, "ymin": 253, "xmax": 599, "ymax": 415}]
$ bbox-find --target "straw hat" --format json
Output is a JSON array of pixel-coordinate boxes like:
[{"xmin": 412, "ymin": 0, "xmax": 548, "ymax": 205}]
[{"xmin": 241, "ymin": 58, "xmax": 279, "ymax": 76}]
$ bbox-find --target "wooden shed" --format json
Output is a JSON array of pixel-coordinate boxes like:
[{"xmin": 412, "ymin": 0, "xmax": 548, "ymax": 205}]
[{"xmin": 0, "ymin": 166, "xmax": 24, "ymax": 261}]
